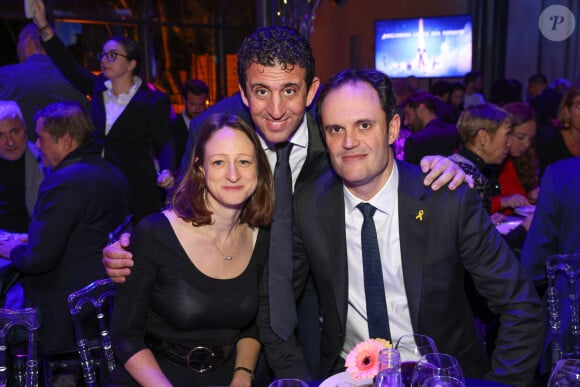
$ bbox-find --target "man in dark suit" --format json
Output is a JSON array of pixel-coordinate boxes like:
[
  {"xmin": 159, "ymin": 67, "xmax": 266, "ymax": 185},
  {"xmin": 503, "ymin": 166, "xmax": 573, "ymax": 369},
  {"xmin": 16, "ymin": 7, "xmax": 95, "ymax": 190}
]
[
  {"xmin": 260, "ymin": 69, "xmax": 544, "ymax": 386},
  {"xmin": 402, "ymin": 92, "xmax": 459, "ymax": 164},
  {"xmin": 171, "ymin": 79, "xmax": 209, "ymax": 171},
  {"xmin": 0, "ymin": 101, "xmax": 130, "ymax": 356}
]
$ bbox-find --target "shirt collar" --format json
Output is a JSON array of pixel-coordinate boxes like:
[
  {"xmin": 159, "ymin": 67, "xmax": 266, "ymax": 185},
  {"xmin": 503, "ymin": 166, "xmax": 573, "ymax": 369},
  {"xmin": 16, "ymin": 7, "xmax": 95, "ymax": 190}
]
[
  {"xmin": 344, "ymin": 161, "xmax": 399, "ymax": 217},
  {"xmin": 257, "ymin": 114, "xmax": 309, "ymax": 152},
  {"xmin": 104, "ymin": 76, "xmax": 142, "ymax": 104}
]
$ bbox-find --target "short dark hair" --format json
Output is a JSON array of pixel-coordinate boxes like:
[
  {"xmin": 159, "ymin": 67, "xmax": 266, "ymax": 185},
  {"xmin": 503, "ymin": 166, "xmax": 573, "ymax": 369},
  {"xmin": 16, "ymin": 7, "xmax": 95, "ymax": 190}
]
[
  {"xmin": 106, "ymin": 36, "xmax": 141, "ymax": 76},
  {"xmin": 528, "ymin": 73, "xmax": 548, "ymax": 86},
  {"xmin": 171, "ymin": 113, "xmax": 273, "ymax": 227},
  {"xmin": 402, "ymin": 91, "xmax": 438, "ymax": 114},
  {"xmin": 237, "ymin": 26, "xmax": 315, "ymax": 95},
  {"xmin": 430, "ymin": 80, "xmax": 451, "ymax": 97},
  {"xmin": 182, "ymin": 79, "xmax": 209, "ymax": 99},
  {"xmin": 464, "ymin": 71, "xmax": 481, "ymax": 85},
  {"xmin": 35, "ymin": 101, "xmax": 94, "ymax": 144},
  {"xmin": 316, "ymin": 69, "xmax": 397, "ymax": 134}
]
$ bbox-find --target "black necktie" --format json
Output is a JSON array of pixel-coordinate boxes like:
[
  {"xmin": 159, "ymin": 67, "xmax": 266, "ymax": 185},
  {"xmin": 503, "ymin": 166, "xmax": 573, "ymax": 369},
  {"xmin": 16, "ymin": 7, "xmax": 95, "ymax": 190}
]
[
  {"xmin": 269, "ymin": 142, "xmax": 296, "ymax": 340},
  {"xmin": 357, "ymin": 203, "xmax": 391, "ymax": 341}
]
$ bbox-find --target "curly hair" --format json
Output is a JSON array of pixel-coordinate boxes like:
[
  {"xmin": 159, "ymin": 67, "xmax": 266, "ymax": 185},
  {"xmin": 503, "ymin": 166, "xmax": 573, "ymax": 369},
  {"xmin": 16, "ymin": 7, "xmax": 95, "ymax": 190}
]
[
  {"xmin": 237, "ymin": 26, "xmax": 315, "ymax": 95},
  {"xmin": 171, "ymin": 113, "xmax": 273, "ymax": 228}
]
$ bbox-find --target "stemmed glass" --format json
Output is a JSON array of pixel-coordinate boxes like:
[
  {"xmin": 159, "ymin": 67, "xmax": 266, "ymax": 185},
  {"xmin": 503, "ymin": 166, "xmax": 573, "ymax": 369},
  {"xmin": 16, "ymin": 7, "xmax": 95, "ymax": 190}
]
[
  {"xmin": 410, "ymin": 353, "xmax": 464, "ymax": 387},
  {"xmin": 422, "ymin": 376, "xmax": 465, "ymax": 387},
  {"xmin": 395, "ymin": 334, "xmax": 438, "ymax": 387},
  {"xmin": 268, "ymin": 379, "xmax": 309, "ymax": 387},
  {"xmin": 548, "ymin": 359, "xmax": 580, "ymax": 386}
]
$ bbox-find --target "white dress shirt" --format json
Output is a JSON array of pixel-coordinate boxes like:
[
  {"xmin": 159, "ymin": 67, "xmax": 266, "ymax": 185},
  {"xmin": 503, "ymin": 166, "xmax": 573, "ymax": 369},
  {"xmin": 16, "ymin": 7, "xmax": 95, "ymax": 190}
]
[
  {"xmin": 102, "ymin": 77, "xmax": 142, "ymax": 135},
  {"xmin": 341, "ymin": 162, "xmax": 414, "ymax": 358},
  {"xmin": 258, "ymin": 114, "xmax": 309, "ymax": 190}
]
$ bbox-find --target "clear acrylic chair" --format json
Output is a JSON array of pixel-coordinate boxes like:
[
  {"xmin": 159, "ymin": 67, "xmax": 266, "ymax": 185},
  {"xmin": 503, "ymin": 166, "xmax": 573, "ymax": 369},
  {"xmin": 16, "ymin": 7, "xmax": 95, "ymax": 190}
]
[
  {"xmin": 546, "ymin": 253, "xmax": 580, "ymax": 368},
  {"xmin": 0, "ymin": 307, "xmax": 39, "ymax": 387},
  {"xmin": 67, "ymin": 278, "xmax": 117, "ymax": 387}
]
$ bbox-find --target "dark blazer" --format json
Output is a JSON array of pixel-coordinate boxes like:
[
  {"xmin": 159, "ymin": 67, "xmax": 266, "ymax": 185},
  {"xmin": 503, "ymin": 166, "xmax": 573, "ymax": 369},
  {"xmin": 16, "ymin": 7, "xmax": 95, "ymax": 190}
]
[
  {"xmin": 521, "ymin": 156, "xmax": 580, "ymax": 286},
  {"xmin": 261, "ymin": 160, "xmax": 544, "ymax": 386},
  {"xmin": 170, "ymin": 113, "xmax": 189, "ymax": 173},
  {"xmin": 42, "ymin": 36, "xmax": 173, "ymax": 222},
  {"xmin": 0, "ymin": 54, "xmax": 89, "ymax": 140},
  {"xmin": 11, "ymin": 141, "xmax": 131, "ymax": 354}
]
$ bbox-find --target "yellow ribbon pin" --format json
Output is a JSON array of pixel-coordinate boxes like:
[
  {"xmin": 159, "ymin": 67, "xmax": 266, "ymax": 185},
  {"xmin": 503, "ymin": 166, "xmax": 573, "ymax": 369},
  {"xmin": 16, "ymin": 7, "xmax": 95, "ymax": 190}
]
[{"xmin": 415, "ymin": 210, "xmax": 424, "ymax": 221}]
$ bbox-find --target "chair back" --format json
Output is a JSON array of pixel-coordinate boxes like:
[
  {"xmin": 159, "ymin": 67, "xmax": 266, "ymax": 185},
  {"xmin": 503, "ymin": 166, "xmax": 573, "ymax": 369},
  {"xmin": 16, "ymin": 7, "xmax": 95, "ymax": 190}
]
[
  {"xmin": 546, "ymin": 253, "xmax": 580, "ymax": 367},
  {"xmin": 67, "ymin": 278, "xmax": 116, "ymax": 387},
  {"xmin": 0, "ymin": 307, "xmax": 39, "ymax": 387}
]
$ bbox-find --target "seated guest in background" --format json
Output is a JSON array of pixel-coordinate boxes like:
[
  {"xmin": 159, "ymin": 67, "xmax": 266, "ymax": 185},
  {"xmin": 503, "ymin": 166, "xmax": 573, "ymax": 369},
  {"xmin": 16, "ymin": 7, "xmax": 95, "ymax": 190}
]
[
  {"xmin": 463, "ymin": 71, "xmax": 485, "ymax": 108},
  {"xmin": 258, "ymin": 69, "xmax": 543, "ymax": 386},
  {"xmin": 448, "ymin": 81, "xmax": 465, "ymax": 116},
  {"xmin": 489, "ymin": 78, "xmax": 522, "ymax": 107},
  {"xmin": 536, "ymin": 82, "xmax": 580, "ymax": 176},
  {"xmin": 0, "ymin": 101, "xmax": 43, "ymax": 233},
  {"xmin": 450, "ymin": 104, "xmax": 533, "ymax": 247},
  {"xmin": 0, "ymin": 102, "xmax": 130, "ymax": 358},
  {"xmin": 550, "ymin": 78, "xmax": 571, "ymax": 95},
  {"xmin": 527, "ymin": 73, "xmax": 562, "ymax": 132},
  {"xmin": 521, "ymin": 156, "xmax": 580, "ymax": 286},
  {"xmin": 402, "ymin": 92, "xmax": 459, "ymax": 164},
  {"xmin": 429, "ymin": 80, "xmax": 458, "ymax": 124},
  {"xmin": 521, "ymin": 156, "xmax": 580, "ymax": 379},
  {"xmin": 0, "ymin": 23, "xmax": 89, "ymax": 140},
  {"xmin": 498, "ymin": 102, "xmax": 540, "ymax": 209},
  {"xmin": 110, "ymin": 114, "xmax": 273, "ymax": 387},
  {"xmin": 33, "ymin": 0, "xmax": 174, "ymax": 223},
  {"xmin": 172, "ymin": 79, "xmax": 209, "ymax": 171}
]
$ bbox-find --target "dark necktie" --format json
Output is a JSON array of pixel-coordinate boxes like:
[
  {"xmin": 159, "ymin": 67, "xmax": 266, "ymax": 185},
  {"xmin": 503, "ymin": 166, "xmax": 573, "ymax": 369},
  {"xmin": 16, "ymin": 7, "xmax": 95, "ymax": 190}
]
[
  {"xmin": 269, "ymin": 142, "xmax": 296, "ymax": 340},
  {"xmin": 357, "ymin": 203, "xmax": 391, "ymax": 341}
]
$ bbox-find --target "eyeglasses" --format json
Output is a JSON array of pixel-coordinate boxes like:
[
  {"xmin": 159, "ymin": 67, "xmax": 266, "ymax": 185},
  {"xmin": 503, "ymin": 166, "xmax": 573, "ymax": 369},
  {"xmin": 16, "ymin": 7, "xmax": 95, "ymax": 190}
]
[{"xmin": 98, "ymin": 51, "xmax": 129, "ymax": 62}]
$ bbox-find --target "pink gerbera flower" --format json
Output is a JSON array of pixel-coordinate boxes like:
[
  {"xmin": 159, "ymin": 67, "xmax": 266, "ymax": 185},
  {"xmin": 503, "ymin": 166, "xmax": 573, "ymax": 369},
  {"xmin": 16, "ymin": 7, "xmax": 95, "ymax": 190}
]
[{"xmin": 344, "ymin": 338, "xmax": 392, "ymax": 380}]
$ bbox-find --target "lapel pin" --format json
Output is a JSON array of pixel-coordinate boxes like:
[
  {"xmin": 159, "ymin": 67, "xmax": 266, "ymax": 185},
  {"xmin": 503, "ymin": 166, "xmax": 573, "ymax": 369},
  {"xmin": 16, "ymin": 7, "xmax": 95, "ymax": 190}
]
[{"xmin": 415, "ymin": 210, "xmax": 424, "ymax": 221}]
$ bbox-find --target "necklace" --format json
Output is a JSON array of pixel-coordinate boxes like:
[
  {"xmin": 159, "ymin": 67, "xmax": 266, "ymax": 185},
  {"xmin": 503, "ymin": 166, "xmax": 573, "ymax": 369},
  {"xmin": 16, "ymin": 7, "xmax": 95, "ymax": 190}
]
[{"xmin": 211, "ymin": 239, "xmax": 232, "ymax": 261}]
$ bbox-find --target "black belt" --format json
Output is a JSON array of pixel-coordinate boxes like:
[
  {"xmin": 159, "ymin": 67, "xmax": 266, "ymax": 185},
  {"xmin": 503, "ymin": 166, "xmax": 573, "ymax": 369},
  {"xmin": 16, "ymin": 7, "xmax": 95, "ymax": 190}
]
[{"xmin": 145, "ymin": 334, "xmax": 234, "ymax": 373}]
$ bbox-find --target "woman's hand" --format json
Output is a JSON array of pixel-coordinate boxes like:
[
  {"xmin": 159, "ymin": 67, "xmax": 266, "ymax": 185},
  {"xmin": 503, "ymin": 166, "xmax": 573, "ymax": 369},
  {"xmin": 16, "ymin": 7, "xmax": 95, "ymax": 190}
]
[
  {"xmin": 500, "ymin": 193, "xmax": 531, "ymax": 209},
  {"xmin": 157, "ymin": 169, "xmax": 175, "ymax": 189},
  {"xmin": 230, "ymin": 370, "xmax": 253, "ymax": 387}
]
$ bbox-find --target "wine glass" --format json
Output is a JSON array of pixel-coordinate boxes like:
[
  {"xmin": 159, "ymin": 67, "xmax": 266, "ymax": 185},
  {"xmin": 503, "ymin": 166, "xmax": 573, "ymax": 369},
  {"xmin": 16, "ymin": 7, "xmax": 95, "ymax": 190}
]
[
  {"xmin": 395, "ymin": 334, "xmax": 438, "ymax": 387},
  {"xmin": 268, "ymin": 378, "xmax": 309, "ymax": 387},
  {"xmin": 548, "ymin": 358, "xmax": 580, "ymax": 386},
  {"xmin": 411, "ymin": 353, "xmax": 464, "ymax": 387}
]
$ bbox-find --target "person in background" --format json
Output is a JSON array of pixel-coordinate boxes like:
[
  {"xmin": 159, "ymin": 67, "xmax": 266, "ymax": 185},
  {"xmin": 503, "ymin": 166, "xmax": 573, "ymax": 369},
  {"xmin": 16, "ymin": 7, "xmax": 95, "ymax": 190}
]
[
  {"xmin": 0, "ymin": 102, "xmax": 130, "ymax": 372},
  {"xmin": 0, "ymin": 23, "xmax": 89, "ymax": 141},
  {"xmin": 429, "ymin": 80, "xmax": 459, "ymax": 124},
  {"xmin": 463, "ymin": 71, "xmax": 485, "ymax": 108},
  {"xmin": 110, "ymin": 114, "xmax": 272, "ymax": 387},
  {"xmin": 527, "ymin": 73, "xmax": 562, "ymax": 132},
  {"xmin": 402, "ymin": 92, "xmax": 459, "ymax": 164},
  {"xmin": 498, "ymin": 102, "xmax": 540, "ymax": 209},
  {"xmin": 536, "ymin": 81, "xmax": 580, "ymax": 176},
  {"xmin": 101, "ymin": 26, "xmax": 471, "ymax": 383},
  {"xmin": 172, "ymin": 79, "xmax": 209, "ymax": 170},
  {"xmin": 448, "ymin": 81, "xmax": 465, "ymax": 116},
  {"xmin": 0, "ymin": 101, "xmax": 43, "ymax": 233},
  {"xmin": 550, "ymin": 78, "xmax": 571, "ymax": 95},
  {"xmin": 489, "ymin": 78, "xmax": 522, "ymax": 107},
  {"xmin": 521, "ymin": 156, "xmax": 580, "ymax": 381},
  {"xmin": 259, "ymin": 68, "xmax": 543, "ymax": 386},
  {"xmin": 33, "ymin": 0, "xmax": 174, "ymax": 223}
]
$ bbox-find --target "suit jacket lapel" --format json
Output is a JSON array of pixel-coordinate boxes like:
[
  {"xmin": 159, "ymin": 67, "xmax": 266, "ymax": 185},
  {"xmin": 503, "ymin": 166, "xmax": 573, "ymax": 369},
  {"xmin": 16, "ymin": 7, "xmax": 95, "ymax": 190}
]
[
  {"xmin": 318, "ymin": 172, "xmax": 349, "ymax": 330},
  {"xmin": 298, "ymin": 113, "xmax": 329, "ymax": 183},
  {"xmin": 396, "ymin": 161, "xmax": 431, "ymax": 332}
]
